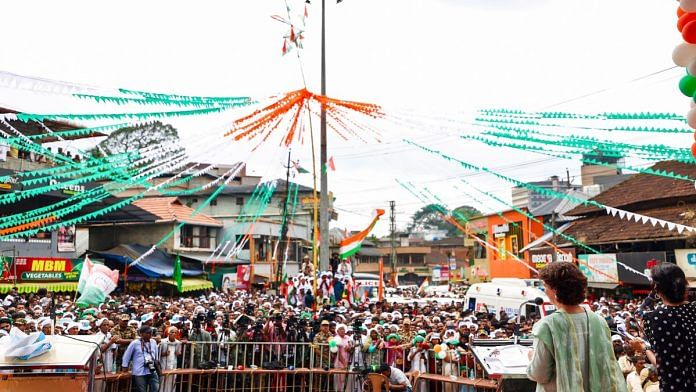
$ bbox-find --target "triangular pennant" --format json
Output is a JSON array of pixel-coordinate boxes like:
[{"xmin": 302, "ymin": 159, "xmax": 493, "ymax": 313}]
[
  {"xmin": 667, "ymin": 222, "xmax": 676, "ymax": 231},
  {"xmin": 677, "ymin": 224, "xmax": 686, "ymax": 234},
  {"xmin": 641, "ymin": 215, "xmax": 649, "ymax": 224},
  {"xmin": 618, "ymin": 210, "xmax": 626, "ymax": 219},
  {"xmin": 633, "ymin": 213, "xmax": 641, "ymax": 223},
  {"xmin": 649, "ymin": 217, "xmax": 658, "ymax": 226},
  {"xmin": 658, "ymin": 220, "xmax": 667, "ymax": 228}
]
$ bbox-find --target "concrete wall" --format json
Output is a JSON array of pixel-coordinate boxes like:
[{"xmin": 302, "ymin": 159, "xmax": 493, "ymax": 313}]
[{"xmin": 0, "ymin": 228, "xmax": 87, "ymax": 259}]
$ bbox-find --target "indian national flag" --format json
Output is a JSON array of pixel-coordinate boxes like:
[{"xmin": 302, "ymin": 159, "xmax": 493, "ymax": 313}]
[
  {"xmin": 418, "ymin": 278, "xmax": 429, "ymax": 295},
  {"xmin": 338, "ymin": 209, "xmax": 385, "ymax": 259}
]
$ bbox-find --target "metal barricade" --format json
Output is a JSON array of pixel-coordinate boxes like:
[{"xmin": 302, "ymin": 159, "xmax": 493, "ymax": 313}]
[{"xmin": 98, "ymin": 341, "xmax": 497, "ymax": 392}]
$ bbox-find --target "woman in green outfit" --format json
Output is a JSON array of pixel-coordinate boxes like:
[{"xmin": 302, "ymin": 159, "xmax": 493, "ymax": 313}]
[{"xmin": 526, "ymin": 262, "xmax": 627, "ymax": 392}]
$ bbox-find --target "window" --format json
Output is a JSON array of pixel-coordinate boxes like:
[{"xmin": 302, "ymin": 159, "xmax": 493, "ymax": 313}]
[
  {"xmin": 236, "ymin": 197, "xmax": 244, "ymax": 206},
  {"xmin": 180, "ymin": 225, "xmax": 218, "ymax": 249}
]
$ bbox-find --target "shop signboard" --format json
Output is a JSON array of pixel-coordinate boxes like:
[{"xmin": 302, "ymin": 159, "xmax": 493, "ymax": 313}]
[
  {"xmin": 440, "ymin": 265, "xmax": 449, "ymax": 281},
  {"xmin": 432, "ymin": 266, "xmax": 441, "ymax": 282},
  {"xmin": 492, "ymin": 224, "xmax": 510, "ymax": 238},
  {"xmin": 675, "ymin": 249, "xmax": 696, "ymax": 280},
  {"xmin": 11, "ymin": 257, "xmax": 80, "ymax": 281},
  {"xmin": 578, "ymin": 253, "xmax": 619, "ymax": 283},
  {"xmin": 529, "ymin": 247, "xmax": 576, "ymax": 270},
  {"xmin": 616, "ymin": 252, "xmax": 663, "ymax": 286}
]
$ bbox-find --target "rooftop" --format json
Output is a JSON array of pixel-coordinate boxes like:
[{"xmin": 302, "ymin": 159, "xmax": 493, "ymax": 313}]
[
  {"xmin": 562, "ymin": 202, "xmax": 696, "ymax": 245},
  {"xmin": 567, "ymin": 161, "xmax": 696, "ymax": 216},
  {"xmin": 132, "ymin": 197, "xmax": 223, "ymax": 227}
]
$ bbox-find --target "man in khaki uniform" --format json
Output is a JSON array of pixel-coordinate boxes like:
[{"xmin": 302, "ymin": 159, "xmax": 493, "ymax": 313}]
[
  {"xmin": 111, "ymin": 314, "xmax": 137, "ymax": 341},
  {"xmin": 312, "ymin": 320, "xmax": 332, "ymax": 368}
]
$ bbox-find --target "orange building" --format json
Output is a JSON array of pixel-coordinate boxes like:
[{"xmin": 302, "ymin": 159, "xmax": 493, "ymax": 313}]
[{"xmin": 486, "ymin": 209, "xmax": 544, "ymax": 279}]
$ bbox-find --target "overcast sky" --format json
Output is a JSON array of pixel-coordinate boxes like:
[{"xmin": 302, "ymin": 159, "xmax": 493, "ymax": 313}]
[{"xmin": 0, "ymin": 0, "xmax": 687, "ymax": 236}]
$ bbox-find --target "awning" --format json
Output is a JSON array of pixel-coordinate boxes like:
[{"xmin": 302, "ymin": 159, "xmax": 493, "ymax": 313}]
[
  {"xmin": 91, "ymin": 244, "xmax": 204, "ymax": 278},
  {"xmin": 520, "ymin": 223, "xmax": 573, "ymax": 253},
  {"xmin": 158, "ymin": 278, "xmax": 213, "ymax": 292},
  {"xmin": 587, "ymin": 282, "xmax": 619, "ymax": 289},
  {"xmin": 0, "ymin": 282, "xmax": 77, "ymax": 294}
]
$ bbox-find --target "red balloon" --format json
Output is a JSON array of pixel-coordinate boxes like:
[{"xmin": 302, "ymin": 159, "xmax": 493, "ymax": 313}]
[
  {"xmin": 679, "ymin": 13, "xmax": 696, "ymax": 32},
  {"xmin": 691, "ymin": 142, "xmax": 696, "ymax": 158},
  {"xmin": 237, "ymin": 365, "xmax": 244, "ymax": 370},
  {"xmin": 684, "ymin": 21, "xmax": 696, "ymax": 44},
  {"xmin": 680, "ymin": 7, "xmax": 688, "ymax": 17}
]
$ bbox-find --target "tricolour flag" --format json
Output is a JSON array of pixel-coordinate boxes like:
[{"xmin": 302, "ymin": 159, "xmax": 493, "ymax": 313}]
[
  {"xmin": 77, "ymin": 255, "xmax": 94, "ymax": 293},
  {"xmin": 292, "ymin": 160, "xmax": 310, "ymax": 174},
  {"xmin": 76, "ymin": 263, "xmax": 119, "ymax": 308},
  {"xmin": 418, "ymin": 278, "xmax": 429, "ymax": 295},
  {"xmin": 338, "ymin": 209, "xmax": 385, "ymax": 259}
]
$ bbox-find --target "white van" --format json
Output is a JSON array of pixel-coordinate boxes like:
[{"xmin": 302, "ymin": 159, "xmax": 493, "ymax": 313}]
[
  {"xmin": 463, "ymin": 278, "xmax": 555, "ymax": 319},
  {"xmin": 353, "ymin": 273, "xmax": 382, "ymax": 303}
]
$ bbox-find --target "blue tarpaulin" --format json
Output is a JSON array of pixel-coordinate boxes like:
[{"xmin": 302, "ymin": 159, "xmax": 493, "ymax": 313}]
[{"xmin": 91, "ymin": 244, "xmax": 205, "ymax": 278}]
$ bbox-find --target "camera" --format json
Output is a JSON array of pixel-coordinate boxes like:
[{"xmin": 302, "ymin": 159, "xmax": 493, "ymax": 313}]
[{"xmin": 145, "ymin": 359, "xmax": 157, "ymax": 373}]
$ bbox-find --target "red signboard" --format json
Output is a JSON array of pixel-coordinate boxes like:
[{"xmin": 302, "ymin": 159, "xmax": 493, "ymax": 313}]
[{"xmin": 12, "ymin": 257, "xmax": 78, "ymax": 281}]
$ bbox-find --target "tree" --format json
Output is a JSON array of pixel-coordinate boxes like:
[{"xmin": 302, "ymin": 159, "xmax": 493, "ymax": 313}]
[
  {"xmin": 91, "ymin": 121, "xmax": 182, "ymax": 156},
  {"xmin": 407, "ymin": 204, "xmax": 481, "ymax": 237}
]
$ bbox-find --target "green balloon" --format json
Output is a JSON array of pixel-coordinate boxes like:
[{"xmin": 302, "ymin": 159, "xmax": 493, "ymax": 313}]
[{"xmin": 679, "ymin": 75, "xmax": 696, "ymax": 97}]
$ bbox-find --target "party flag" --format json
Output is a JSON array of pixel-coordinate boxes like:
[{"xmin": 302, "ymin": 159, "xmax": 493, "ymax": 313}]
[
  {"xmin": 339, "ymin": 209, "xmax": 385, "ymax": 259},
  {"xmin": 77, "ymin": 255, "xmax": 94, "ymax": 294},
  {"xmin": 76, "ymin": 264, "xmax": 119, "ymax": 308},
  {"xmin": 174, "ymin": 254, "xmax": 183, "ymax": 293},
  {"xmin": 328, "ymin": 156, "xmax": 336, "ymax": 171},
  {"xmin": 292, "ymin": 160, "xmax": 310, "ymax": 174},
  {"xmin": 418, "ymin": 278, "xmax": 429, "ymax": 295}
]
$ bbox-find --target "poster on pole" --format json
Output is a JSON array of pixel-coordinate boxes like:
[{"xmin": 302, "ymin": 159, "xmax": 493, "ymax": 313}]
[
  {"xmin": 236, "ymin": 265, "xmax": 251, "ymax": 291},
  {"xmin": 57, "ymin": 225, "xmax": 76, "ymax": 252}
]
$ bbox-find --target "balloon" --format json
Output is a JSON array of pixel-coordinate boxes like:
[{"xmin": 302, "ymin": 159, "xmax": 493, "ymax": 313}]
[
  {"xmin": 680, "ymin": 13, "xmax": 696, "ymax": 32},
  {"xmin": 688, "ymin": 108, "xmax": 696, "ymax": 129},
  {"xmin": 237, "ymin": 365, "xmax": 244, "ymax": 370},
  {"xmin": 436, "ymin": 351, "xmax": 446, "ymax": 360},
  {"xmin": 330, "ymin": 345, "xmax": 339, "ymax": 353},
  {"xmin": 681, "ymin": 7, "xmax": 688, "ymax": 18},
  {"xmin": 692, "ymin": 142, "xmax": 696, "ymax": 158},
  {"xmin": 683, "ymin": 0, "xmax": 696, "ymax": 13},
  {"xmin": 329, "ymin": 340, "xmax": 337, "ymax": 348},
  {"xmin": 684, "ymin": 21, "xmax": 696, "ymax": 44},
  {"xmin": 672, "ymin": 43, "xmax": 696, "ymax": 66},
  {"xmin": 433, "ymin": 345, "xmax": 442, "ymax": 353},
  {"xmin": 680, "ymin": 75, "xmax": 696, "ymax": 97},
  {"xmin": 368, "ymin": 345, "xmax": 376, "ymax": 353},
  {"xmin": 440, "ymin": 343, "xmax": 448, "ymax": 353}
]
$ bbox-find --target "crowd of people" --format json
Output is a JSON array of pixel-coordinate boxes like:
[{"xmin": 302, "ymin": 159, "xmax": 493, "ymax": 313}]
[{"xmin": 0, "ymin": 262, "xmax": 694, "ymax": 392}]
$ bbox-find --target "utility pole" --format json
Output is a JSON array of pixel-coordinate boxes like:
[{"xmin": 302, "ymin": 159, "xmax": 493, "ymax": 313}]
[
  {"xmin": 277, "ymin": 149, "xmax": 292, "ymax": 285},
  {"xmin": 319, "ymin": 0, "xmax": 330, "ymax": 271},
  {"xmin": 390, "ymin": 201, "xmax": 397, "ymax": 284}
]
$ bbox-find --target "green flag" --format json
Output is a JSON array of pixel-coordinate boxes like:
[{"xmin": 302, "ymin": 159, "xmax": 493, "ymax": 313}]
[{"xmin": 174, "ymin": 254, "xmax": 183, "ymax": 293}]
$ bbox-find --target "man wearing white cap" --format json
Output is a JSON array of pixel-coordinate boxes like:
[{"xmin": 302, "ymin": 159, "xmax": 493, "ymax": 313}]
[
  {"xmin": 66, "ymin": 322, "xmax": 80, "ymax": 336},
  {"xmin": 96, "ymin": 318, "xmax": 119, "ymax": 374}
]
